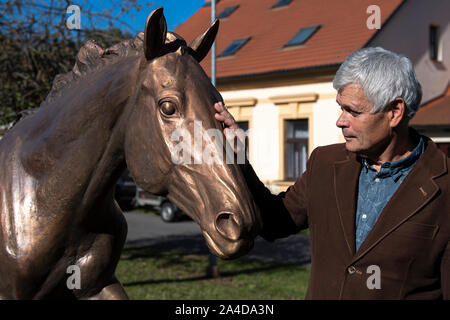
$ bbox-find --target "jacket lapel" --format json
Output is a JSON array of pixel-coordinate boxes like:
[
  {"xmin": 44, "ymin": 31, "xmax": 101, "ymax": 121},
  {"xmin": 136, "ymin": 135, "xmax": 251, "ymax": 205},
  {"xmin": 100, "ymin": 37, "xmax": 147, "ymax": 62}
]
[
  {"xmin": 333, "ymin": 152, "xmax": 361, "ymax": 256},
  {"xmin": 352, "ymin": 139, "xmax": 447, "ymax": 263}
]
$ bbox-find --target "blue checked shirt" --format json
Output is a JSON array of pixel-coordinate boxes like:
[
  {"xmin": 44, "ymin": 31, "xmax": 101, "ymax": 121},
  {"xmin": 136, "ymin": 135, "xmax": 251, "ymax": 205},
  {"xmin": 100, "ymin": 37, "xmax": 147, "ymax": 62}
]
[{"xmin": 355, "ymin": 137, "xmax": 425, "ymax": 251}]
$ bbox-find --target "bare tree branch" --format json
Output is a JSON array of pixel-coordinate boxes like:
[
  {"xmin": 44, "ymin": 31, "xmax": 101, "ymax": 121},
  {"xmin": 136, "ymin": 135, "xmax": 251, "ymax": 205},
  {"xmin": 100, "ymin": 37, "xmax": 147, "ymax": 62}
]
[{"xmin": 0, "ymin": 0, "xmax": 153, "ymax": 125}]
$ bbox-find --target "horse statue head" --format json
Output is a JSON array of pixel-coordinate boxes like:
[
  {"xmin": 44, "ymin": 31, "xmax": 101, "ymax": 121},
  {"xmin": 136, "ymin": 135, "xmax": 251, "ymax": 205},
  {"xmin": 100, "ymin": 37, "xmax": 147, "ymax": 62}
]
[{"xmin": 124, "ymin": 8, "xmax": 262, "ymax": 259}]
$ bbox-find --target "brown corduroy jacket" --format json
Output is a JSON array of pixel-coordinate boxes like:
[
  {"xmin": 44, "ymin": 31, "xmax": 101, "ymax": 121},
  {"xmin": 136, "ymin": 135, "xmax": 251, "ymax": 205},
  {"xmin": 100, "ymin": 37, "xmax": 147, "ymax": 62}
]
[{"xmin": 243, "ymin": 136, "xmax": 450, "ymax": 299}]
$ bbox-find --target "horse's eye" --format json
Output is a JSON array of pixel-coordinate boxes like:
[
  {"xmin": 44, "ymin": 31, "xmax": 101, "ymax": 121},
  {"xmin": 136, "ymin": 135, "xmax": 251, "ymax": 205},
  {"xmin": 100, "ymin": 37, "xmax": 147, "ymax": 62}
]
[{"xmin": 160, "ymin": 101, "xmax": 176, "ymax": 116}]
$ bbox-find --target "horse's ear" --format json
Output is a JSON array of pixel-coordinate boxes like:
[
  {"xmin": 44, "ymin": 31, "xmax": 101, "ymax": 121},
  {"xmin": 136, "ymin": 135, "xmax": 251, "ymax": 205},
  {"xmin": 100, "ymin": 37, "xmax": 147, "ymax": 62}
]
[
  {"xmin": 189, "ymin": 19, "xmax": 220, "ymax": 62},
  {"xmin": 144, "ymin": 7, "xmax": 167, "ymax": 60}
]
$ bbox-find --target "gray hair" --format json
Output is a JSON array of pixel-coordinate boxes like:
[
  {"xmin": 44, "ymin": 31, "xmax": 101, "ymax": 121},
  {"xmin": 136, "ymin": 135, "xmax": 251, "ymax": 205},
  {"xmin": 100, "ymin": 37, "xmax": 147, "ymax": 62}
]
[{"xmin": 333, "ymin": 47, "xmax": 422, "ymax": 119}]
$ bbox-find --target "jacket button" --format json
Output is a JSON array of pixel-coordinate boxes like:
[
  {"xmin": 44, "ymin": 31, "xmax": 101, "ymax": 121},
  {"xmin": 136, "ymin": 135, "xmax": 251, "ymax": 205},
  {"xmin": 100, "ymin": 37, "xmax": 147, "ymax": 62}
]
[{"xmin": 347, "ymin": 266, "xmax": 356, "ymax": 274}]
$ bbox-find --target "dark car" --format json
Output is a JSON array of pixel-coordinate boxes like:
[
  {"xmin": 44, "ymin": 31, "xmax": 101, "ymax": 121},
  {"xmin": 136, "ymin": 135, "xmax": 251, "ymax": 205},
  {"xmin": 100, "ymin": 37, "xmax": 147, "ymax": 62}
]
[
  {"xmin": 115, "ymin": 169, "xmax": 183, "ymax": 222},
  {"xmin": 114, "ymin": 170, "xmax": 136, "ymax": 210},
  {"xmin": 134, "ymin": 187, "xmax": 183, "ymax": 222}
]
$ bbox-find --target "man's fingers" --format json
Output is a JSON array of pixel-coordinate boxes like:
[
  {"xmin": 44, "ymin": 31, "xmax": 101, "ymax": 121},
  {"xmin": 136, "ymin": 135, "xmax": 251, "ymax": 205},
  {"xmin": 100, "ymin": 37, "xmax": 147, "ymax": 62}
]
[
  {"xmin": 214, "ymin": 101, "xmax": 239, "ymax": 130},
  {"xmin": 214, "ymin": 102, "xmax": 225, "ymax": 112},
  {"xmin": 223, "ymin": 117, "xmax": 237, "ymax": 128},
  {"xmin": 215, "ymin": 113, "xmax": 234, "ymax": 126},
  {"xmin": 214, "ymin": 113, "xmax": 225, "ymax": 121}
]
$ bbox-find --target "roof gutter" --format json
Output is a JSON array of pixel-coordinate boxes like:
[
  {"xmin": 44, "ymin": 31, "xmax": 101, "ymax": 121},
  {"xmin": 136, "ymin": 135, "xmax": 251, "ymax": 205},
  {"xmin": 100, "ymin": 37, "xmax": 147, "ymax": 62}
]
[
  {"xmin": 216, "ymin": 63, "xmax": 341, "ymax": 86},
  {"xmin": 410, "ymin": 124, "xmax": 450, "ymax": 130}
]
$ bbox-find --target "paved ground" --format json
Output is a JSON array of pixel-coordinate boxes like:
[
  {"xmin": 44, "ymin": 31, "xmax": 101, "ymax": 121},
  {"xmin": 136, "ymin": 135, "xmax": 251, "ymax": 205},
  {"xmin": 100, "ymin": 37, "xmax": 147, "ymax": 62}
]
[
  {"xmin": 124, "ymin": 211, "xmax": 311, "ymax": 266},
  {"xmin": 125, "ymin": 211, "xmax": 201, "ymax": 242}
]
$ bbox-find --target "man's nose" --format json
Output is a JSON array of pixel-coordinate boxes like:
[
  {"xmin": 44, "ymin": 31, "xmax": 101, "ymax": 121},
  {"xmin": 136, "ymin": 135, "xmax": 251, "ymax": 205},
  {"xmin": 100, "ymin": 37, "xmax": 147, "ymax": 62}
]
[{"xmin": 336, "ymin": 112, "xmax": 348, "ymax": 128}]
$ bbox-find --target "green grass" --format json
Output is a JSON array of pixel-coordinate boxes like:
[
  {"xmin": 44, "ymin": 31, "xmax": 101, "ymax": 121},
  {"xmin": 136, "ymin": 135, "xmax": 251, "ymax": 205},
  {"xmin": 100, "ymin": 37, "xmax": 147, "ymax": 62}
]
[{"xmin": 116, "ymin": 246, "xmax": 310, "ymax": 300}]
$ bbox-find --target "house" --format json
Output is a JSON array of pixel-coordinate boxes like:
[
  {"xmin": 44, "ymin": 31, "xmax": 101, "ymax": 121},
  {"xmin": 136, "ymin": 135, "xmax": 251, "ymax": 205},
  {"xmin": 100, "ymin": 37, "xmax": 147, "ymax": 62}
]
[
  {"xmin": 176, "ymin": 0, "xmax": 450, "ymax": 192},
  {"xmin": 410, "ymin": 83, "xmax": 450, "ymax": 156}
]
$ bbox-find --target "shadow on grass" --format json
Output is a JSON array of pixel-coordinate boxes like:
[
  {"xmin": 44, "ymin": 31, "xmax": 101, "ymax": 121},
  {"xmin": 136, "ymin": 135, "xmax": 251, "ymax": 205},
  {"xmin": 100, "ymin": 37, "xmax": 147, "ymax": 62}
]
[
  {"xmin": 124, "ymin": 233, "xmax": 311, "ymax": 265},
  {"xmin": 120, "ymin": 232, "xmax": 311, "ymax": 288},
  {"xmin": 122, "ymin": 236, "xmax": 210, "ymax": 271},
  {"xmin": 120, "ymin": 239, "xmax": 304, "ymax": 287},
  {"xmin": 122, "ymin": 263, "xmax": 289, "ymax": 287},
  {"xmin": 123, "ymin": 234, "xmax": 210, "ymax": 259}
]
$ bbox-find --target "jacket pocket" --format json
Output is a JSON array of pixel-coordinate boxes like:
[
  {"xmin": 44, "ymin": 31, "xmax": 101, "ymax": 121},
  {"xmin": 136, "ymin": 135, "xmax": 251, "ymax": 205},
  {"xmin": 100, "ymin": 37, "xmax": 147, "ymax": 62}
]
[{"xmin": 393, "ymin": 221, "xmax": 438, "ymax": 240}]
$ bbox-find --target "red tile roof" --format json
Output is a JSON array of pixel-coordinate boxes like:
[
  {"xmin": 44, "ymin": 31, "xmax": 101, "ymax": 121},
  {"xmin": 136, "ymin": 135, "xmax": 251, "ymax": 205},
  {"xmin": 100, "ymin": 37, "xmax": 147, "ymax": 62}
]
[
  {"xmin": 175, "ymin": 0, "xmax": 404, "ymax": 80},
  {"xmin": 410, "ymin": 84, "xmax": 450, "ymax": 127}
]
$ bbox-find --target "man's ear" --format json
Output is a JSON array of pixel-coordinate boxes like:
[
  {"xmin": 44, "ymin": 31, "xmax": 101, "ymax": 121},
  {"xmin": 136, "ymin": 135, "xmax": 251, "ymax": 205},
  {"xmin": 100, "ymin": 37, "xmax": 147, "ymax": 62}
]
[{"xmin": 388, "ymin": 97, "xmax": 406, "ymax": 127}]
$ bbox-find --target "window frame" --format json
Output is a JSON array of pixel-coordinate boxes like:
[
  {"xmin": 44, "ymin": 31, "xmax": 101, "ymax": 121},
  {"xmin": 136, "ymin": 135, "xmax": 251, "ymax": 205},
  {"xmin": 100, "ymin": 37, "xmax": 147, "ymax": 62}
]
[
  {"xmin": 218, "ymin": 37, "xmax": 251, "ymax": 58},
  {"xmin": 284, "ymin": 119, "xmax": 309, "ymax": 181},
  {"xmin": 284, "ymin": 25, "xmax": 321, "ymax": 48},
  {"xmin": 216, "ymin": 4, "xmax": 240, "ymax": 19},
  {"xmin": 272, "ymin": 0, "xmax": 292, "ymax": 9},
  {"xmin": 429, "ymin": 24, "xmax": 442, "ymax": 62}
]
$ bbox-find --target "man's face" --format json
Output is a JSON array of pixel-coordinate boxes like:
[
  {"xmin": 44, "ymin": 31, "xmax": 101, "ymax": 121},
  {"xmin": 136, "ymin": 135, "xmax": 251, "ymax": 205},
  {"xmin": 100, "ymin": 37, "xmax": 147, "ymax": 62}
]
[{"xmin": 336, "ymin": 83, "xmax": 391, "ymax": 157}]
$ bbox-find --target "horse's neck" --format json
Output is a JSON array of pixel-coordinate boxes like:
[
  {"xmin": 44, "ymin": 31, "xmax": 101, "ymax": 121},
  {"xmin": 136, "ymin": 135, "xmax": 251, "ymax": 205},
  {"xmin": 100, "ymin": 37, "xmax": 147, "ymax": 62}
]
[{"xmin": 19, "ymin": 62, "xmax": 137, "ymax": 206}]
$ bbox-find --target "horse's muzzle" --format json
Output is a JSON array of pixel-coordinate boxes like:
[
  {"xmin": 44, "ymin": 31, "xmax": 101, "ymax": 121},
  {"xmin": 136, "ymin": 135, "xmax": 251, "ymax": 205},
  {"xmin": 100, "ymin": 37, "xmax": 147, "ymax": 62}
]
[
  {"xmin": 199, "ymin": 209, "xmax": 258, "ymax": 260},
  {"xmin": 215, "ymin": 211, "xmax": 243, "ymax": 241}
]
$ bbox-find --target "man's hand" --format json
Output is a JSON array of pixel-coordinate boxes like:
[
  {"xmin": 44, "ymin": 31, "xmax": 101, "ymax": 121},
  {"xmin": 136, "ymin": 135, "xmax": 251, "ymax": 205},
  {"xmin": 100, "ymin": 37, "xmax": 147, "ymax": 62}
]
[
  {"xmin": 214, "ymin": 102, "xmax": 239, "ymax": 131},
  {"xmin": 214, "ymin": 102, "xmax": 247, "ymax": 157}
]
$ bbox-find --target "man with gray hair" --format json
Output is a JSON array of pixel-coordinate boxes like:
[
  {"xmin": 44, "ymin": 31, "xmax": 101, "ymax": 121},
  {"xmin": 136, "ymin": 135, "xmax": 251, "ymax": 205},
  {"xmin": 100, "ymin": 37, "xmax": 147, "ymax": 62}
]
[{"xmin": 214, "ymin": 47, "xmax": 450, "ymax": 299}]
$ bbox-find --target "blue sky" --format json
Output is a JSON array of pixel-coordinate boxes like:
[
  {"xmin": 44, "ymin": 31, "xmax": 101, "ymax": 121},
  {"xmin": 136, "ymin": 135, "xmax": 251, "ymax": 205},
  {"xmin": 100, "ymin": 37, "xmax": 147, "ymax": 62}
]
[
  {"xmin": 0, "ymin": 0, "xmax": 207, "ymax": 38},
  {"xmin": 1, "ymin": 0, "xmax": 207, "ymax": 34},
  {"xmin": 99, "ymin": 0, "xmax": 207, "ymax": 33},
  {"xmin": 134, "ymin": 0, "xmax": 206, "ymax": 31},
  {"xmin": 81, "ymin": 0, "xmax": 207, "ymax": 34}
]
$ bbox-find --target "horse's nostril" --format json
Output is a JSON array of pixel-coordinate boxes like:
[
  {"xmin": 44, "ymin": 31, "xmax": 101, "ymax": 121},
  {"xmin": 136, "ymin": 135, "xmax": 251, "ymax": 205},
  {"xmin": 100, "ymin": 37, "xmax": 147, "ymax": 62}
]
[{"xmin": 215, "ymin": 212, "xmax": 242, "ymax": 241}]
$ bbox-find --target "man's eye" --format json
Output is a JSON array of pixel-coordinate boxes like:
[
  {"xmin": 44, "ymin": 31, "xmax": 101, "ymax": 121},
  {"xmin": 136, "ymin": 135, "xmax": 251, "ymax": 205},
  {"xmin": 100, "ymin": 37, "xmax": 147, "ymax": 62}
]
[
  {"xmin": 346, "ymin": 108, "xmax": 360, "ymax": 116},
  {"xmin": 341, "ymin": 107, "xmax": 357, "ymax": 116}
]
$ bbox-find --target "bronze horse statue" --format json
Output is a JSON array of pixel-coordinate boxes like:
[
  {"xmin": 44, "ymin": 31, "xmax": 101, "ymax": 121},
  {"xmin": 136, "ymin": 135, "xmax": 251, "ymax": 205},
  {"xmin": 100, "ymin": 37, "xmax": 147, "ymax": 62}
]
[{"xmin": 0, "ymin": 8, "xmax": 261, "ymax": 299}]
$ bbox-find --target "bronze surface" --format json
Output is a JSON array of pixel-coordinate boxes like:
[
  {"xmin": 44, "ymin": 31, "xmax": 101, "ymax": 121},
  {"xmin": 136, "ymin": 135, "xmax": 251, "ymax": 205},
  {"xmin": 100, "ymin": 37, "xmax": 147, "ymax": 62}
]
[{"xmin": 0, "ymin": 8, "xmax": 261, "ymax": 299}]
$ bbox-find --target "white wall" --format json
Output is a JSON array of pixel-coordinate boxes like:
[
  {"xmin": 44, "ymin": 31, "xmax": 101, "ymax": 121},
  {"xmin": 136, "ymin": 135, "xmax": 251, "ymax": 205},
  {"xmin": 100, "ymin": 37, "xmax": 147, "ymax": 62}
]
[
  {"xmin": 370, "ymin": 0, "xmax": 450, "ymax": 104},
  {"xmin": 313, "ymin": 97, "xmax": 342, "ymax": 149},
  {"xmin": 250, "ymin": 103, "xmax": 279, "ymax": 180}
]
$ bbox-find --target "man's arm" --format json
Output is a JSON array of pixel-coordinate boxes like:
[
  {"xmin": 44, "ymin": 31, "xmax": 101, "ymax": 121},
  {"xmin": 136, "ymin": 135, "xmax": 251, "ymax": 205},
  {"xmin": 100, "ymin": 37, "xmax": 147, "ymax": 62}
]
[
  {"xmin": 214, "ymin": 102, "xmax": 310, "ymax": 241},
  {"xmin": 241, "ymin": 157, "xmax": 311, "ymax": 241}
]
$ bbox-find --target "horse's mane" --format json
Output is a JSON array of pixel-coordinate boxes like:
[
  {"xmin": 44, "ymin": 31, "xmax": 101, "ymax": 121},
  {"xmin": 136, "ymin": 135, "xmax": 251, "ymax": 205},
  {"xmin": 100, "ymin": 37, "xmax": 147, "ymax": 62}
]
[
  {"xmin": 12, "ymin": 31, "xmax": 186, "ymax": 127},
  {"xmin": 48, "ymin": 31, "xmax": 186, "ymax": 103},
  {"xmin": 11, "ymin": 34, "xmax": 143, "ymax": 127},
  {"xmin": 47, "ymin": 33, "xmax": 145, "ymax": 103}
]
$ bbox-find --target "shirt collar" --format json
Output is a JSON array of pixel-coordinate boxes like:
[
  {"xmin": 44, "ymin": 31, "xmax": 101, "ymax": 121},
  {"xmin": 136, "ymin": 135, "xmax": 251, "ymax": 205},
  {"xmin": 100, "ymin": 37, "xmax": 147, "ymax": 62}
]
[{"xmin": 360, "ymin": 136, "xmax": 425, "ymax": 181}]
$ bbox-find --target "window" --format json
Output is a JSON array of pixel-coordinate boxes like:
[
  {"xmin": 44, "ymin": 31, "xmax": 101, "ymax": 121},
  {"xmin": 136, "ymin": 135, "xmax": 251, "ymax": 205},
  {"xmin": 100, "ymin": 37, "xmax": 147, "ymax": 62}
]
[
  {"xmin": 272, "ymin": 0, "xmax": 292, "ymax": 9},
  {"xmin": 236, "ymin": 121, "xmax": 249, "ymax": 158},
  {"xmin": 218, "ymin": 37, "xmax": 250, "ymax": 57},
  {"xmin": 236, "ymin": 121, "xmax": 249, "ymax": 132},
  {"xmin": 217, "ymin": 5, "xmax": 239, "ymax": 19},
  {"xmin": 430, "ymin": 25, "xmax": 441, "ymax": 61},
  {"xmin": 285, "ymin": 119, "xmax": 308, "ymax": 180},
  {"xmin": 284, "ymin": 25, "xmax": 320, "ymax": 47}
]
